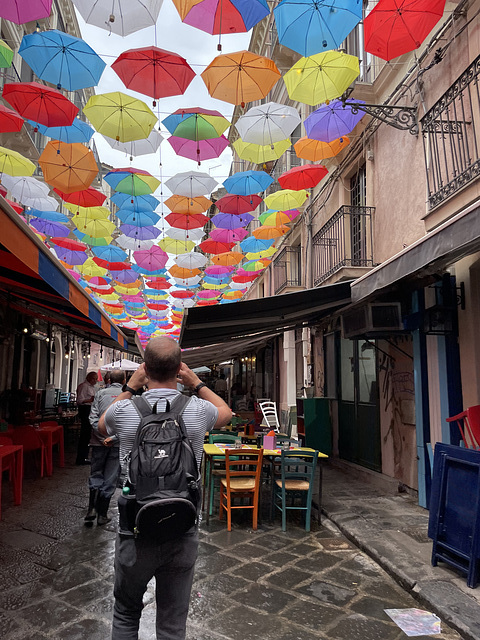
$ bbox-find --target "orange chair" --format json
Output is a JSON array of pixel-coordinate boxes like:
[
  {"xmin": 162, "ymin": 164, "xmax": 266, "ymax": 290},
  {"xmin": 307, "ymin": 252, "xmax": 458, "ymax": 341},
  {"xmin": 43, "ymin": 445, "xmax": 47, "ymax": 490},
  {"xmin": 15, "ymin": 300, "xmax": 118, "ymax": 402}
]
[
  {"xmin": 446, "ymin": 405, "xmax": 480, "ymax": 449},
  {"xmin": 10, "ymin": 426, "xmax": 46, "ymax": 477},
  {"xmin": 219, "ymin": 448, "xmax": 263, "ymax": 531}
]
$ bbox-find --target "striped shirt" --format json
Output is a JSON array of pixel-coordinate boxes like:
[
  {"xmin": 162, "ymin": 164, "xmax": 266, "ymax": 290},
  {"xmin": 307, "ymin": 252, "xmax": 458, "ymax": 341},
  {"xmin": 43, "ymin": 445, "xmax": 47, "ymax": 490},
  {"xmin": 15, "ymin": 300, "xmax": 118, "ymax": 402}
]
[{"xmin": 104, "ymin": 388, "xmax": 218, "ymax": 473}]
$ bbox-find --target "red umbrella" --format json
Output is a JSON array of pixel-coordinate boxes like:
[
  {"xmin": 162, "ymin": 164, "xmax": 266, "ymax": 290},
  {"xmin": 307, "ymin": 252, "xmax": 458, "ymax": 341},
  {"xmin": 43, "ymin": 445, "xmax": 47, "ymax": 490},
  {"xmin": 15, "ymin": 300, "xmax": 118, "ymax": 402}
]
[
  {"xmin": 278, "ymin": 164, "xmax": 328, "ymax": 191},
  {"xmin": 0, "ymin": 104, "xmax": 24, "ymax": 132},
  {"xmin": 197, "ymin": 299, "xmax": 219, "ymax": 306},
  {"xmin": 232, "ymin": 274, "xmax": 259, "ymax": 283},
  {"xmin": 54, "ymin": 187, "xmax": 106, "ymax": 207},
  {"xmin": 364, "ymin": 0, "xmax": 447, "ymax": 61},
  {"xmin": 170, "ymin": 290, "xmax": 195, "ymax": 299},
  {"xmin": 145, "ymin": 278, "xmax": 172, "ymax": 289},
  {"xmin": 50, "ymin": 237, "xmax": 86, "ymax": 251},
  {"xmin": 94, "ymin": 258, "xmax": 131, "ymax": 271},
  {"xmin": 198, "ymin": 239, "xmax": 235, "ymax": 254},
  {"xmin": 2, "ymin": 82, "xmax": 78, "ymax": 128},
  {"xmin": 111, "ymin": 46, "xmax": 196, "ymax": 105},
  {"xmin": 147, "ymin": 303, "xmax": 169, "ymax": 311},
  {"xmin": 165, "ymin": 212, "xmax": 208, "ymax": 230},
  {"xmin": 5, "ymin": 197, "xmax": 23, "ymax": 214},
  {"xmin": 215, "ymin": 193, "xmax": 262, "ymax": 214}
]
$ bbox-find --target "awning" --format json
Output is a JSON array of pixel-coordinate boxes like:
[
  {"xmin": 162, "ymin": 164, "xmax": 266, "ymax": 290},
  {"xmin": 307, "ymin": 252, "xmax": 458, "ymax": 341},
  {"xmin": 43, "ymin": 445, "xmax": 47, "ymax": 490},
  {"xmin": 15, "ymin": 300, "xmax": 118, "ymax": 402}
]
[
  {"xmin": 0, "ymin": 197, "xmax": 138, "ymax": 354},
  {"xmin": 182, "ymin": 332, "xmax": 278, "ymax": 368},
  {"xmin": 352, "ymin": 200, "xmax": 480, "ymax": 303},
  {"xmin": 180, "ymin": 281, "xmax": 351, "ymax": 349}
]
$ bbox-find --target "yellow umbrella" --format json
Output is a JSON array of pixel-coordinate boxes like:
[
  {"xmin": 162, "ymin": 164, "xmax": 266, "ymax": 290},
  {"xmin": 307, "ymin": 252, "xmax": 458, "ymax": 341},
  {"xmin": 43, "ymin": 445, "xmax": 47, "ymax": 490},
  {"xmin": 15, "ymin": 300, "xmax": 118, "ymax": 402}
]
[
  {"xmin": 65, "ymin": 203, "xmax": 112, "ymax": 218},
  {"xmin": 78, "ymin": 258, "xmax": 108, "ymax": 277},
  {"xmin": 264, "ymin": 189, "xmax": 308, "ymax": 211},
  {"xmin": 73, "ymin": 217, "xmax": 116, "ymax": 238},
  {"xmin": 294, "ymin": 135, "xmax": 350, "ymax": 161},
  {"xmin": 203, "ymin": 282, "xmax": 228, "ymax": 290},
  {"xmin": 83, "ymin": 91, "xmax": 157, "ymax": 142},
  {"xmin": 96, "ymin": 293, "xmax": 120, "ymax": 301},
  {"xmin": 233, "ymin": 138, "xmax": 291, "ymax": 164},
  {"xmin": 245, "ymin": 247, "xmax": 277, "ymax": 260},
  {"xmin": 144, "ymin": 292, "xmax": 169, "ymax": 300},
  {"xmin": 223, "ymin": 290, "xmax": 244, "ymax": 300},
  {"xmin": 0, "ymin": 146, "xmax": 35, "ymax": 177},
  {"xmin": 284, "ymin": 51, "xmax": 360, "ymax": 106},
  {"xmin": 259, "ymin": 211, "xmax": 292, "ymax": 226},
  {"xmin": 116, "ymin": 284, "xmax": 142, "ymax": 294},
  {"xmin": 158, "ymin": 238, "xmax": 196, "ymax": 254}
]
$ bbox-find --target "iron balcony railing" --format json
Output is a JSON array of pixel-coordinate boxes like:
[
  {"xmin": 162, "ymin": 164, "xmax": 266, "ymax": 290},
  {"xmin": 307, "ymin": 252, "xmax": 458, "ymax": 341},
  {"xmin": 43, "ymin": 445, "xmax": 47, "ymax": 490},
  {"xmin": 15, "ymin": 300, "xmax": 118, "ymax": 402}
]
[
  {"xmin": 312, "ymin": 205, "xmax": 375, "ymax": 286},
  {"xmin": 421, "ymin": 53, "xmax": 480, "ymax": 209},
  {"xmin": 273, "ymin": 246, "xmax": 302, "ymax": 294}
]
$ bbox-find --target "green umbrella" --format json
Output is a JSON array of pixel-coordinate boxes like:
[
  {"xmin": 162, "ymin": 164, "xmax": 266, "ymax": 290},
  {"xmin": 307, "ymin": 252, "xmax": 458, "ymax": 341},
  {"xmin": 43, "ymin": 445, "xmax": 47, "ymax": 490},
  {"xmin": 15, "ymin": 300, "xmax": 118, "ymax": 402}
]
[{"xmin": 0, "ymin": 40, "xmax": 13, "ymax": 68}]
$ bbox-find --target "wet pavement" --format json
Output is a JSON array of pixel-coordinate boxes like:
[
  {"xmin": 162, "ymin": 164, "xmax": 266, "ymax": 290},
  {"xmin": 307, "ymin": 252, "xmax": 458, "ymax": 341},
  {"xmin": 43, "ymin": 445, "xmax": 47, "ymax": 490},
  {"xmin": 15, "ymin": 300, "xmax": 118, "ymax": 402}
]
[{"xmin": 0, "ymin": 449, "xmax": 473, "ymax": 640}]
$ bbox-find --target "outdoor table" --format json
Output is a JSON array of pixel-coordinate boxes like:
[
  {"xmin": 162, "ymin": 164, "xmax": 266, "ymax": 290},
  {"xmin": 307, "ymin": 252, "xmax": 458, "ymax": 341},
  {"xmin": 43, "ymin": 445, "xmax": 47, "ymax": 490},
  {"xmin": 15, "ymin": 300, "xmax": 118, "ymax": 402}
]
[
  {"xmin": 37, "ymin": 425, "xmax": 64, "ymax": 476},
  {"xmin": 202, "ymin": 443, "xmax": 328, "ymax": 525},
  {"xmin": 0, "ymin": 445, "xmax": 23, "ymax": 519}
]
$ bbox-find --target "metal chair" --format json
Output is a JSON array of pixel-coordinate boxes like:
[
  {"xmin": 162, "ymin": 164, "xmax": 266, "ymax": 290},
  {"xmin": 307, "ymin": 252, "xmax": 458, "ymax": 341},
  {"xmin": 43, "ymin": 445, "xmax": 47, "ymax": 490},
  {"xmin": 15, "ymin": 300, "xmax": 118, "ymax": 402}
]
[
  {"xmin": 219, "ymin": 448, "xmax": 263, "ymax": 531},
  {"xmin": 259, "ymin": 401, "xmax": 281, "ymax": 433}
]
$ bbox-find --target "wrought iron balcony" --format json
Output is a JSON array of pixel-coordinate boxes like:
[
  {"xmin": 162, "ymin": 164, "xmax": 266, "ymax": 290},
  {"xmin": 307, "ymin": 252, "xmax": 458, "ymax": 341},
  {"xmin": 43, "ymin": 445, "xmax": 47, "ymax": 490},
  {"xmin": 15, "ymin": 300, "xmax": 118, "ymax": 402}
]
[
  {"xmin": 312, "ymin": 205, "xmax": 375, "ymax": 286},
  {"xmin": 421, "ymin": 53, "xmax": 480, "ymax": 209},
  {"xmin": 273, "ymin": 246, "xmax": 302, "ymax": 294}
]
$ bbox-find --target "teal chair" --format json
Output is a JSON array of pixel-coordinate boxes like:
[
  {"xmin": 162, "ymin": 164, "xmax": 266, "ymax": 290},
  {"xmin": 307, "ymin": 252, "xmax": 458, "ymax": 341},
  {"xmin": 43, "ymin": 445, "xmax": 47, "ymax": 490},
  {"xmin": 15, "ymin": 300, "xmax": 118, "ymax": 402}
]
[
  {"xmin": 208, "ymin": 433, "xmax": 240, "ymax": 517},
  {"xmin": 272, "ymin": 449, "xmax": 318, "ymax": 532}
]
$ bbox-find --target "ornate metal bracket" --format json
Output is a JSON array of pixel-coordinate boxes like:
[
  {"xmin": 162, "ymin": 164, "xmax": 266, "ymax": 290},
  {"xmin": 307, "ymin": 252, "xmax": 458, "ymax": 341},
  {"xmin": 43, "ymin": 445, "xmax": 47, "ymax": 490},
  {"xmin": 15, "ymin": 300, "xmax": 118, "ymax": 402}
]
[{"xmin": 345, "ymin": 101, "xmax": 419, "ymax": 136}]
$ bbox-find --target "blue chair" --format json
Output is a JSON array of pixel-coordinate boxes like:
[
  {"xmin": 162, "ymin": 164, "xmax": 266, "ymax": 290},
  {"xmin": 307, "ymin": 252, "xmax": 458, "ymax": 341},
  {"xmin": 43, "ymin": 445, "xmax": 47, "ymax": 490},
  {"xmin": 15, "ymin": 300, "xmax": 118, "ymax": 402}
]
[
  {"xmin": 208, "ymin": 434, "xmax": 240, "ymax": 517},
  {"xmin": 272, "ymin": 449, "xmax": 318, "ymax": 532}
]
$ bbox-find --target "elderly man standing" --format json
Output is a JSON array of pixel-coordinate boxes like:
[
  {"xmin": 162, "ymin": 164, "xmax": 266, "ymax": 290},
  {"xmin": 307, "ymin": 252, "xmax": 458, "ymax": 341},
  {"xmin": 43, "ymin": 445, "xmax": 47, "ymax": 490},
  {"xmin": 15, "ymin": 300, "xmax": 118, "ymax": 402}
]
[
  {"xmin": 84, "ymin": 369, "xmax": 126, "ymax": 526},
  {"xmin": 76, "ymin": 371, "xmax": 98, "ymax": 465},
  {"xmin": 99, "ymin": 337, "xmax": 232, "ymax": 640}
]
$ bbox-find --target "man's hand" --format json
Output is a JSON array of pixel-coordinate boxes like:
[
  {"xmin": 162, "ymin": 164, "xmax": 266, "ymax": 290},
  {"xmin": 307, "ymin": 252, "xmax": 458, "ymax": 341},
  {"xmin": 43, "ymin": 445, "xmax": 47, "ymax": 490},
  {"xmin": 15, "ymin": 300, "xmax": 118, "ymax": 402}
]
[
  {"xmin": 127, "ymin": 363, "xmax": 148, "ymax": 391},
  {"xmin": 177, "ymin": 362, "xmax": 201, "ymax": 391}
]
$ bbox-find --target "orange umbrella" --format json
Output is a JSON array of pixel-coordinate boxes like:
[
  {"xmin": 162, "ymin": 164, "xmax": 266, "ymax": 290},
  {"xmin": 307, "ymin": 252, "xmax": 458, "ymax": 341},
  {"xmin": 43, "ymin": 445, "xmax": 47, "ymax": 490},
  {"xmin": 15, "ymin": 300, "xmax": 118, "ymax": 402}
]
[
  {"xmin": 201, "ymin": 50, "xmax": 281, "ymax": 107},
  {"xmin": 165, "ymin": 194, "xmax": 212, "ymax": 214},
  {"xmin": 211, "ymin": 251, "xmax": 244, "ymax": 266},
  {"xmin": 223, "ymin": 290, "xmax": 244, "ymax": 300},
  {"xmin": 253, "ymin": 225, "xmax": 290, "ymax": 240},
  {"xmin": 294, "ymin": 135, "xmax": 350, "ymax": 161},
  {"xmin": 38, "ymin": 141, "xmax": 98, "ymax": 193},
  {"xmin": 168, "ymin": 265, "xmax": 202, "ymax": 278}
]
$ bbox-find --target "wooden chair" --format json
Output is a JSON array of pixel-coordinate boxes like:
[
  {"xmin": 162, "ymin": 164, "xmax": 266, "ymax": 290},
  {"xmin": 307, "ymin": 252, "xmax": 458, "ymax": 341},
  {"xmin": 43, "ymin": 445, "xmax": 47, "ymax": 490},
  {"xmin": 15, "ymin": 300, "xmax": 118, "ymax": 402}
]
[
  {"xmin": 259, "ymin": 401, "xmax": 281, "ymax": 433},
  {"xmin": 10, "ymin": 426, "xmax": 46, "ymax": 477},
  {"xmin": 272, "ymin": 449, "xmax": 318, "ymax": 532},
  {"xmin": 219, "ymin": 448, "xmax": 263, "ymax": 531},
  {"xmin": 207, "ymin": 433, "xmax": 240, "ymax": 516}
]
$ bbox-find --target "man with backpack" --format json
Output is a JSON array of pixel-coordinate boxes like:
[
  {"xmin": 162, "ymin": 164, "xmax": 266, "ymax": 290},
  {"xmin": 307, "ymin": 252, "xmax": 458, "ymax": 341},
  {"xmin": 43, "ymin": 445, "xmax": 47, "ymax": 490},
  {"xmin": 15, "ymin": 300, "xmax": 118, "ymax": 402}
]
[{"xmin": 98, "ymin": 336, "xmax": 231, "ymax": 640}]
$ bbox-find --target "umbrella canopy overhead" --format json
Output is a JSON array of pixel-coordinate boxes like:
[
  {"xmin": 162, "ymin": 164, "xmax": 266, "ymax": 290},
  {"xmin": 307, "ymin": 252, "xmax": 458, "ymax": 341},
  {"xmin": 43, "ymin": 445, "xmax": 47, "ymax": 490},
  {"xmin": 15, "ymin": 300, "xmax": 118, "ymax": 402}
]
[
  {"xmin": 38, "ymin": 141, "xmax": 98, "ymax": 193},
  {"xmin": 215, "ymin": 193, "xmax": 262, "ymax": 214},
  {"xmin": 165, "ymin": 195, "xmax": 212, "ymax": 214},
  {"xmin": 223, "ymin": 169, "xmax": 273, "ymax": 195},
  {"xmin": 0, "ymin": 146, "xmax": 36, "ymax": 177},
  {"xmin": 235, "ymin": 101, "xmax": 301, "ymax": 146},
  {"xmin": 72, "ymin": 0, "xmax": 164, "ymax": 37},
  {"xmin": 273, "ymin": 0, "xmax": 362, "ymax": 57},
  {"xmin": 0, "ymin": 0, "xmax": 52, "ymax": 24},
  {"xmin": 27, "ymin": 117, "xmax": 94, "ymax": 144},
  {"xmin": 55, "ymin": 186, "xmax": 106, "ymax": 207},
  {"xmin": 166, "ymin": 227, "xmax": 205, "ymax": 242},
  {"xmin": 165, "ymin": 212, "xmax": 209, "ymax": 229},
  {"xmin": 133, "ymin": 245, "xmax": 169, "ymax": 271},
  {"xmin": 174, "ymin": 0, "xmax": 269, "ymax": 36},
  {"xmin": 2, "ymin": 82, "xmax": 78, "ymax": 128},
  {"xmin": 233, "ymin": 138, "xmax": 291, "ymax": 164},
  {"xmin": 165, "ymin": 171, "xmax": 218, "ymax": 197},
  {"xmin": 278, "ymin": 164, "xmax": 328, "ymax": 190},
  {"xmin": 31, "ymin": 217, "xmax": 70, "ymax": 237},
  {"xmin": 1, "ymin": 175, "xmax": 49, "ymax": 203},
  {"xmin": 201, "ymin": 50, "xmax": 281, "ymax": 107},
  {"xmin": 104, "ymin": 168, "xmax": 160, "ymax": 195},
  {"xmin": 294, "ymin": 135, "xmax": 350, "ymax": 161},
  {"xmin": 211, "ymin": 212, "xmax": 254, "ymax": 229},
  {"xmin": 168, "ymin": 135, "xmax": 229, "ymax": 164},
  {"xmin": 163, "ymin": 108, "xmax": 230, "ymax": 140},
  {"xmin": 0, "ymin": 40, "xmax": 14, "ymax": 68},
  {"xmin": 19, "ymin": 29, "xmax": 105, "ymax": 91},
  {"xmin": 104, "ymin": 129, "xmax": 163, "ymax": 158},
  {"xmin": 264, "ymin": 188, "xmax": 308, "ymax": 210},
  {"xmin": 83, "ymin": 92, "xmax": 157, "ymax": 143},
  {"xmin": 304, "ymin": 99, "xmax": 366, "ymax": 142},
  {"xmin": 0, "ymin": 104, "xmax": 24, "ymax": 132}
]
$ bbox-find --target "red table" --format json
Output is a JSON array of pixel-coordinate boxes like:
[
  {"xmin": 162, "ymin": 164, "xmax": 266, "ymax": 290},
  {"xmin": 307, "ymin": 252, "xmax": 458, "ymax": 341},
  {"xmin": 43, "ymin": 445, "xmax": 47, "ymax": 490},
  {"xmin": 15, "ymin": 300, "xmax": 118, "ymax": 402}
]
[
  {"xmin": 0, "ymin": 445, "xmax": 23, "ymax": 519},
  {"xmin": 37, "ymin": 425, "xmax": 64, "ymax": 476}
]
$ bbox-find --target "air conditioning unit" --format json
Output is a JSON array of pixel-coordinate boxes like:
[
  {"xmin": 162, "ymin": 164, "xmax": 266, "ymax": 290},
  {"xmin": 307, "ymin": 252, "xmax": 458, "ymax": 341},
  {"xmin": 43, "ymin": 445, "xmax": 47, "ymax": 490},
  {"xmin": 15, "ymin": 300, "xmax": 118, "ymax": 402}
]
[{"xmin": 341, "ymin": 303, "xmax": 404, "ymax": 339}]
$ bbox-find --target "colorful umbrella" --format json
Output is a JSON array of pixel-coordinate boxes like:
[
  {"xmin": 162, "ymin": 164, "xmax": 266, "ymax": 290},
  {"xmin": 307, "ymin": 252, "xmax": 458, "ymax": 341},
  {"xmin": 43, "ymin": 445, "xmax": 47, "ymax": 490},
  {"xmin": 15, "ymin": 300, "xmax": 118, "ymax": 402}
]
[
  {"xmin": 165, "ymin": 195, "xmax": 212, "ymax": 214},
  {"xmin": 174, "ymin": 0, "xmax": 269, "ymax": 37},
  {"xmin": 199, "ymin": 239, "xmax": 235, "ymax": 254},
  {"xmin": 158, "ymin": 238, "xmax": 196, "ymax": 253},
  {"xmin": 168, "ymin": 135, "xmax": 229, "ymax": 164},
  {"xmin": 54, "ymin": 246, "xmax": 89, "ymax": 265},
  {"xmin": 134, "ymin": 246, "xmax": 169, "ymax": 271},
  {"xmin": 294, "ymin": 135, "xmax": 350, "ymax": 161},
  {"xmin": 83, "ymin": 92, "xmax": 157, "ymax": 143},
  {"xmin": 26, "ymin": 117, "xmax": 94, "ymax": 144},
  {"xmin": 201, "ymin": 50, "xmax": 281, "ymax": 107},
  {"xmin": 111, "ymin": 193, "xmax": 159, "ymax": 211},
  {"xmin": 0, "ymin": 105, "xmax": 23, "ymax": 132},
  {"xmin": 64, "ymin": 203, "xmax": 111, "ymax": 218},
  {"xmin": 92, "ymin": 246, "xmax": 128, "ymax": 262},
  {"xmin": 119, "ymin": 224, "xmax": 161, "ymax": 240},
  {"xmin": 166, "ymin": 227, "xmax": 205, "ymax": 242},
  {"xmin": 73, "ymin": 230, "xmax": 112, "ymax": 246},
  {"xmin": 0, "ymin": 146, "xmax": 36, "ymax": 177},
  {"xmin": 278, "ymin": 164, "xmax": 328, "ymax": 190},
  {"xmin": 72, "ymin": 0, "xmax": 163, "ymax": 37},
  {"xmin": 163, "ymin": 108, "xmax": 230, "ymax": 140},
  {"xmin": 240, "ymin": 258, "xmax": 271, "ymax": 272},
  {"xmin": 233, "ymin": 138, "xmax": 291, "ymax": 164},
  {"xmin": 55, "ymin": 186, "xmax": 106, "ymax": 207},
  {"xmin": 197, "ymin": 290, "xmax": 220, "ymax": 299},
  {"xmin": 165, "ymin": 212, "xmax": 208, "ymax": 230},
  {"xmin": 210, "ymin": 228, "xmax": 248, "ymax": 243},
  {"xmin": 264, "ymin": 189, "xmax": 308, "ymax": 210},
  {"xmin": 212, "ymin": 251, "xmax": 244, "ymax": 266},
  {"xmin": 165, "ymin": 171, "xmax": 217, "ymax": 197},
  {"xmin": 116, "ymin": 209, "xmax": 160, "ymax": 226},
  {"xmin": 104, "ymin": 129, "xmax": 163, "ymax": 159},
  {"xmin": 304, "ymin": 99, "xmax": 366, "ymax": 142},
  {"xmin": 116, "ymin": 235, "xmax": 155, "ymax": 250},
  {"xmin": 112, "ymin": 46, "xmax": 195, "ymax": 103},
  {"xmin": 259, "ymin": 208, "xmax": 300, "ymax": 225},
  {"xmin": 284, "ymin": 51, "xmax": 360, "ymax": 106},
  {"xmin": 38, "ymin": 141, "xmax": 98, "ymax": 194},
  {"xmin": 0, "ymin": 40, "xmax": 14, "ymax": 68},
  {"xmin": 215, "ymin": 193, "xmax": 262, "ymax": 214},
  {"xmin": 222, "ymin": 290, "xmax": 244, "ymax": 300},
  {"xmin": 235, "ymin": 102, "xmax": 301, "ymax": 146},
  {"xmin": 0, "ymin": 0, "xmax": 53, "ymax": 24},
  {"xmin": 73, "ymin": 217, "xmax": 116, "ymax": 238},
  {"xmin": 26, "ymin": 208, "xmax": 68, "ymax": 223},
  {"xmin": 19, "ymin": 29, "xmax": 105, "ymax": 91},
  {"xmin": 22, "ymin": 195, "xmax": 59, "ymax": 211},
  {"xmin": 50, "ymin": 237, "xmax": 86, "ymax": 251},
  {"xmin": 30, "ymin": 218, "xmax": 69, "ymax": 237},
  {"xmin": 253, "ymin": 225, "xmax": 290, "ymax": 239},
  {"xmin": 240, "ymin": 236, "xmax": 274, "ymax": 253},
  {"xmin": 174, "ymin": 253, "xmax": 208, "ymax": 269},
  {"xmin": 3, "ymin": 198, "xmax": 23, "ymax": 214},
  {"xmin": 2, "ymin": 82, "xmax": 78, "ymax": 128},
  {"xmin": 211, "ymin": 212, "xmax": 254, "ymax": 229},
  {"xmin": 273, "ymin": 0, "xmax": 362, "ymax": 57},
  {"xmin": 364, "ymin": 0, "xmax": 447, "ymax": 61},
  {"xmin": 104, "ymin": 168, "xmax": 160, "ymax": 195},
  {"xmin": 111, "ymin": 269, "xmax": 141, "ymax": 284},
  {"xmin": 1, "ymin": 175, "xmax": 49, "ymax": 203},
  {"xmin": 223, "ymin": 170, "xmax": 273, "ymax": 195},
  {"xmin": 168, "ymin": 265, "xmax": 202, "ymax": 279}
]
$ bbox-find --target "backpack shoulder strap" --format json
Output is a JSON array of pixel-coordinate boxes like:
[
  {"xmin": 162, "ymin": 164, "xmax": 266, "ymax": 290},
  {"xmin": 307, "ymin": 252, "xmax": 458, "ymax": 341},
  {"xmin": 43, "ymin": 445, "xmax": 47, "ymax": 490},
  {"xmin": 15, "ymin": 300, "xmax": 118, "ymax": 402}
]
[
  {"xmin": 130, "ymin": 395, "xmax": 154, "ymax": 421},
  {"xmin": 170, "ymin": 393, "xmax": 192, "ymax": 416}
]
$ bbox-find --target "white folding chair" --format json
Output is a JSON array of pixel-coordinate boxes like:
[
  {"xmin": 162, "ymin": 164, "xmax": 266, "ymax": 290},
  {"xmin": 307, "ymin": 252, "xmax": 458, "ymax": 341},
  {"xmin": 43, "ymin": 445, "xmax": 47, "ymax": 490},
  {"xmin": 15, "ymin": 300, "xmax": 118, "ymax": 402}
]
[{"xmin": 259, "ymin": 401, "xmax": 281, "ymax": 433}]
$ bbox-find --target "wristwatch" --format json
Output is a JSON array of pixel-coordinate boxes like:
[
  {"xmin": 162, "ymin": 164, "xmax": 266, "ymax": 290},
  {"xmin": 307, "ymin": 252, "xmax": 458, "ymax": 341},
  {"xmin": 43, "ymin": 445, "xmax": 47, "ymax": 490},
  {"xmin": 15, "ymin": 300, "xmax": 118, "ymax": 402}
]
[
  {"xmin": 124, "ymin": 385, "xmax": 137, "ymax": 395},
  {"xmin": 194, "ymin": 382, "xmax": 207, "ymax": 393}
]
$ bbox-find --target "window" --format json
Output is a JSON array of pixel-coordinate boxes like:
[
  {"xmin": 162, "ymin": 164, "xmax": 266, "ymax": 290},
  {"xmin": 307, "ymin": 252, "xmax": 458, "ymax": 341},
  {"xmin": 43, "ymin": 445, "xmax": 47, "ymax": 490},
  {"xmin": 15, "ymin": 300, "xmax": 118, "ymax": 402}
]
[{"xmin": 350, "ymin": 165, "xmax": 367, "ymax": 266}]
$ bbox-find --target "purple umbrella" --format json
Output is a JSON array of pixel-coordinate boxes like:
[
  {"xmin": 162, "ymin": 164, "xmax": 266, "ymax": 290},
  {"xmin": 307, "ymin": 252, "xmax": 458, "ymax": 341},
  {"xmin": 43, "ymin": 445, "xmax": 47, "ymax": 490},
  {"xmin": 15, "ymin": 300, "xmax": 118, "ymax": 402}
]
[
  {"xmin": 111, "ymin": 269, "xmax": 139, "ymax": 284},
  {"xmin": 211, "ymin": 212, "xmax": 254, "ymax": 229},
  {"xmin": 304, "ymin": 99, "xmax": 366, "ymax": 143},
  {"xmin": 120, "ymin": 224, "xmax": 161, "ymax": 240},
  {"xmin": 168, "ymin": 135, "xmax": 230, "ymax": 165},
  {"xmin": 30, "ymin": 217, "xmax": 70, "ymax": 237},
  {"xmin": 54, "ymin": 248, "xmax": 88, "ymax": 266},
  {"xmin": 0, "ymin": 0, "xmax": 52, "ymax": 24}
]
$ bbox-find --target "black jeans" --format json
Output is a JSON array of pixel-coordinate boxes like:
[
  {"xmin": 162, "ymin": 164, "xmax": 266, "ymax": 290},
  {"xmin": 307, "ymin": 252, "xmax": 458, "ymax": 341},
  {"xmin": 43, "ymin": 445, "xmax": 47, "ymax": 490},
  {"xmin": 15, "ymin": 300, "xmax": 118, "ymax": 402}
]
[
  {"xmin": 112, "ymin": 529, "xmax": 198, "ymax": 640},
  {"xmin": 76, "ymin": 404, "xmax": 92, "ymax": 463}
]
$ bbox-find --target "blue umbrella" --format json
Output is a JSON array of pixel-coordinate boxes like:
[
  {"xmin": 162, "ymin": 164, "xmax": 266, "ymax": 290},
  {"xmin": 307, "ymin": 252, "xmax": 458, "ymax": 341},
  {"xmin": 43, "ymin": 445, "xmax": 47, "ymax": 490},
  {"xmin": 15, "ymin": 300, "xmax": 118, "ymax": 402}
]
[
  {"xmin": 304, "ymin": 99, "xmax": 366, "ymax": 143},
  {"xmin": 273, "ymin": 0, "xmax": 363, "ymax": 57},
  {"xmin": 26, "ymin": 118, "xmax": 94, "ymax": 144},
  {"xmin": 240, "ymin": 236, "xmax": 274, "ymax": 253},
  {"xmin": 110, "ymin": 193, "xmax": 159, "ymax": 210},
  {"xmin": 19, "ymin": 29, "xmax": 106, "ymax": 91},
  {"xmin": 27, "ymin": 208, "xmax": 69, "ymax": 223},
  {"xmin": 72, "ymin": 229, "xmax": 111, "ymax": 246},
  {"xmin": 92, "ymin": 245, "xmax": 128, "ymax": 262},
  {"xmin": 116, "ymin": 209, "xmax": 160, "ymax": 226},
  {"xmin": 223, "ymin": 170, "xmax": 273, "ymax": 195},
  {"xmin": 131, "ymin": 264, "xmax": 167, "ymax": 276},
  {"xmin": 203, "ymin": 275, "xmax": 231, "ymax": 285}
]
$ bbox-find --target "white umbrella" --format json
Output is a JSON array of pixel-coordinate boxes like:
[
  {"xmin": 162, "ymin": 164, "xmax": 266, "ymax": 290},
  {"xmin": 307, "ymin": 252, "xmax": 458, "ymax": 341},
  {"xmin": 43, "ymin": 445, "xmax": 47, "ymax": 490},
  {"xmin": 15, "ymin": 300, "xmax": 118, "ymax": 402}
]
[
  {"xmin": 170, "ymin": 298, "xmax": 195, "ymax": 309},
  {"xmin": 101, "ymin": 358, "xmax": 140, "ymax": 371},
  {"xmin": 165, "ymin": 171, "xmax": 218, "ymax": 198},
  {"xmin": 116, "ymin": 234, "xmax": 155, "ymax": 251},
  {"xmin": 172, "ymin": 275, "xmax": 202, "ymax": 286},
  {"xmin": 104, "ymin": 129, "xmax": 163, "ymax": 158},
  {"xmin": 230, "ymin": 281, "xmax": 252, "ymax": 290},
  {"xmin": 235, "ymin": 102, "xmax": 301, "ymax": 146},
  {"xmin": 175, "ymin": 252, "xmax": 207, "ymax": 269},
  {"xmin": 2, "ymin": 175, "xmax": 50, "ymax": 204},
  {"xmin": 166, "ymin": 227, "xmax": 204, "ymax": 243},
  {"xmin": 72, "ymin": 0, "xmax": 163, "ymax": 37},
  {"xmin": 24, "ymin": 195, "xmax": 59, "ymax": 211}
]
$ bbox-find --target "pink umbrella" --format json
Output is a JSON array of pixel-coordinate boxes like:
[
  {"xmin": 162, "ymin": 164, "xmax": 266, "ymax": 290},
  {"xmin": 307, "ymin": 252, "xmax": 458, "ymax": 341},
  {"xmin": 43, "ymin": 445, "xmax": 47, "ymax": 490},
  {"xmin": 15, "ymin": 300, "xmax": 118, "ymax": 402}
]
[
  {"xmin": 168, "ymin": 135, "xmax": 229, "ymax": 165},
  {"xmin": 133, "ymin": 245, "xmax": 168, "ymax": 271},
  {"xmin": 0, "ymin": 0, "xmax": 52, "ymax": 24},
  {"xmin": 210, "ymin": 228, "xmax": 248, "ymax": 243},
  {"xmin": 197, "ymin": 290, "xmax": 221, "ymax": 299},
  {"xmin": 204, "ymin": 265, "xmax": 235, "ymax": 275},
  {"xmin": 122, "ymin": 294, "xmax": 145, "ymax": 302}
]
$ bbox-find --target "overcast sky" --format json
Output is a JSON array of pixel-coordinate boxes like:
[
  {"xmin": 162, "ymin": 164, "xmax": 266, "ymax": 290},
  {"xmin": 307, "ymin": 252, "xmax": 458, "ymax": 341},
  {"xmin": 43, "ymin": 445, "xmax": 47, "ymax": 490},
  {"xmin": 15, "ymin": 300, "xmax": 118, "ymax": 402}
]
[{"xmin": 75, "ymin": 2, "xmax": 252, "ymax": 207}]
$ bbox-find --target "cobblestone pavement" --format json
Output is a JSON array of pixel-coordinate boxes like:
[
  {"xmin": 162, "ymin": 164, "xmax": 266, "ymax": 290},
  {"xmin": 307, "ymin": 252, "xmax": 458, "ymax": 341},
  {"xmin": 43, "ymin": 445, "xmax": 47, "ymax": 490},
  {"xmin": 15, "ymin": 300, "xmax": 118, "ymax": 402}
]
[{"xmin": 0, "ymin": 453, "xmax": 466, "ymax": 640}]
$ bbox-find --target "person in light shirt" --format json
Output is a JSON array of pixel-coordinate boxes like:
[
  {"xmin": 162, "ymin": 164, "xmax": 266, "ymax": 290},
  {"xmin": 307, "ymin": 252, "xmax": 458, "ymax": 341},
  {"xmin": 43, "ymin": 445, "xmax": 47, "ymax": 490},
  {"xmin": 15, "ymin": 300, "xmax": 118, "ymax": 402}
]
[{"xmin": 75, "ymin": 371, "xmax": 98, "ymax": 465}]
